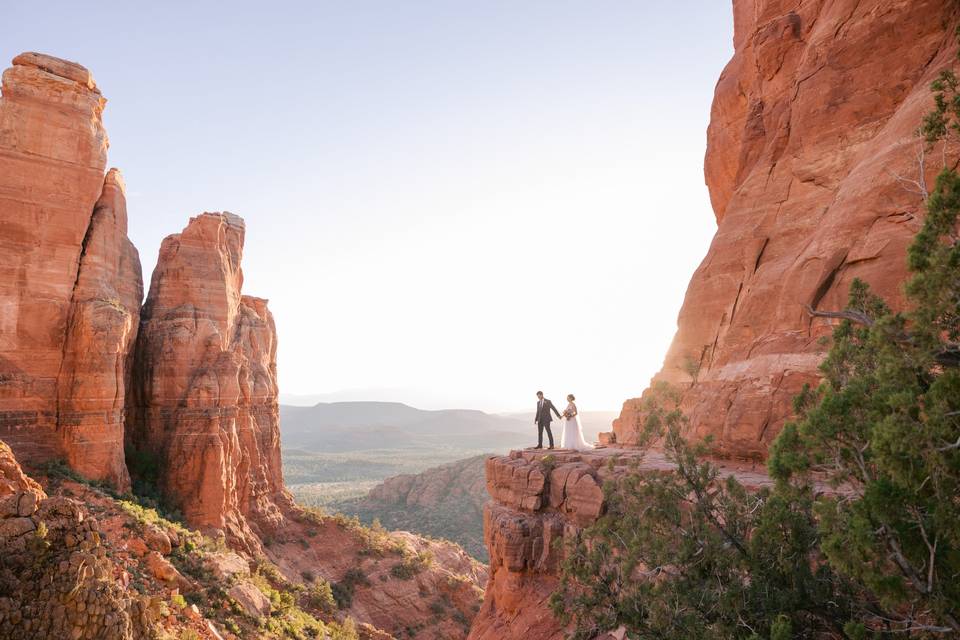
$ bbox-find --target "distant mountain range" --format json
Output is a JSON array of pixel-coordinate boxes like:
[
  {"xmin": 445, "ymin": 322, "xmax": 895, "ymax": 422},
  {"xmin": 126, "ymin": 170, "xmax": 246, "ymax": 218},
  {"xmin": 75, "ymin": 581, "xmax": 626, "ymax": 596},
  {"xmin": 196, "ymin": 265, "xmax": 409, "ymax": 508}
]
[{"xmin": 279, "ymin": 401, "xmax": 620, "ymax": 453}]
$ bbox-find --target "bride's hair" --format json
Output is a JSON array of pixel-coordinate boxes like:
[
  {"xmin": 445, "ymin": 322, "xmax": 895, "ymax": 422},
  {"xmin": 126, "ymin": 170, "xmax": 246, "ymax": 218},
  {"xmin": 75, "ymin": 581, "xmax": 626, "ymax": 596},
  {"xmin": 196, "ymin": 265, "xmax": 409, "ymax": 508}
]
[{"xmin": 567, "ymin": 393, "xmax": 575, "ymax": 401}]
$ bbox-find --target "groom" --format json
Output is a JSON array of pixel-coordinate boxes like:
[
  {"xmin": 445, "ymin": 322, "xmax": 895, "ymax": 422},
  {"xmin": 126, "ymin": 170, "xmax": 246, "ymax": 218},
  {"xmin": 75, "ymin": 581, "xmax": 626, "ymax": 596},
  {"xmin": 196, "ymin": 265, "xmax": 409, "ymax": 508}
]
[{"xmin": 533, "ymin": 390, "xmax": 561, "ymax": 449}]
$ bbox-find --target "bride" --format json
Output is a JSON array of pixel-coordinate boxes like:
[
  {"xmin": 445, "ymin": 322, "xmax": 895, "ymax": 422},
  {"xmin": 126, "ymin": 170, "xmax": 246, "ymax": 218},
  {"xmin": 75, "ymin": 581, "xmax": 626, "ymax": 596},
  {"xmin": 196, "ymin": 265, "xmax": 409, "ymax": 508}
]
[{"xmin": 560, "ymin": 394, "xmax": 593, "ymax": 450}]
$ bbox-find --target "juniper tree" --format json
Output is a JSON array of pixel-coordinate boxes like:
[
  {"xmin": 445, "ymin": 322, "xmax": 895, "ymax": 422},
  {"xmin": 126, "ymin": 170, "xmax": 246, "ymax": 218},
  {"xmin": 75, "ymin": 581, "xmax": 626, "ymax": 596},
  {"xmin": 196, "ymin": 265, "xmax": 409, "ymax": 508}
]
[{"xmin": 549, "ymin": 386, "xmax": 854, "ymax": 640}]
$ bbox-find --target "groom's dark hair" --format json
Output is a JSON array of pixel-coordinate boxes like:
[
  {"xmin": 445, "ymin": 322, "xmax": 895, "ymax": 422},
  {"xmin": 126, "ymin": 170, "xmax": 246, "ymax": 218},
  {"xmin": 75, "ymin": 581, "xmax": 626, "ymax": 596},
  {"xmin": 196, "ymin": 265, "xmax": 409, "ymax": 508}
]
[{"xmin": 536, "ymin": 390, "xmax": 543, "ymax": 396}]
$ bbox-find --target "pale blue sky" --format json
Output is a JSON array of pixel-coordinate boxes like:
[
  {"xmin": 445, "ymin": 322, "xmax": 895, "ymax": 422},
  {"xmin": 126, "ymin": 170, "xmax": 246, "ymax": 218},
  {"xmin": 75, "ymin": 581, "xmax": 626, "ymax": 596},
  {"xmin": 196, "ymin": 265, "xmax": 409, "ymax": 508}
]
[{"xmin": 3, "ymin": 2, "xmax": 734, "ymax": 412}]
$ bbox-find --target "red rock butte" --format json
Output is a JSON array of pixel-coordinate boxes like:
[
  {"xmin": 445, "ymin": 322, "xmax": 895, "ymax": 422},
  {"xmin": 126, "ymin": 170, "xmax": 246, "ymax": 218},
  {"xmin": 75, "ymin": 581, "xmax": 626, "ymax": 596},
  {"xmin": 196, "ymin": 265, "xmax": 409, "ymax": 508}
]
[
  {"xmin": 0, "ymin": 50, "xmax": 488, "ymax": 639},
  {"xmin": 125, "ymin": 212, "xmax": 293, "ymax": 553},
  {"xmin": 611, "ymin": 0, "xmax": 960, "ymax": 458},
  {"xmin": 0, "ymin": 52, "xmax": 141, "ymax": 490}
]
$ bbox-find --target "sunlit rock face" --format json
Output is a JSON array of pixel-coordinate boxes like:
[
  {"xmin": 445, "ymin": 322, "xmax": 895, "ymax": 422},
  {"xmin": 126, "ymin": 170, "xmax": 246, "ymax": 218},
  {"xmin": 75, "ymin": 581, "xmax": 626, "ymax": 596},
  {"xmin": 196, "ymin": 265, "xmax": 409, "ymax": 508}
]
[
  {"xmin": 614, "ymin": 0, "xmax": 959, "ymax": 457},
  {"xmin": 127, "ymin": 212, "xmax": 292, "ymax": 552},
  {"xmin": 0, "ymin": 53, "xmax": 142, "ymax": 489},
  {"xmin": 467, "ymin": 450, "xmax": 611, "ymax": 640}
]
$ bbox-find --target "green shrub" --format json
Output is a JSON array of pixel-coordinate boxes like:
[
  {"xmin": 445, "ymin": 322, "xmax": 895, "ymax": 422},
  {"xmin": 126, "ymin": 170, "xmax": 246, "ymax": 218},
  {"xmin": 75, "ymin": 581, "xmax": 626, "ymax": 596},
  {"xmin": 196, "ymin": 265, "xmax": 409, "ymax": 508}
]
[
  {"xmin": 331, "ymin": 568, "xmax": 369, "ymax": 609},
  {"xmin": 389, "ymin": 550, "xmax": 433, "ymax": 580},
  {"xmin": 306, "ymin": 579, "xmax": 337, "ymax": 616}
]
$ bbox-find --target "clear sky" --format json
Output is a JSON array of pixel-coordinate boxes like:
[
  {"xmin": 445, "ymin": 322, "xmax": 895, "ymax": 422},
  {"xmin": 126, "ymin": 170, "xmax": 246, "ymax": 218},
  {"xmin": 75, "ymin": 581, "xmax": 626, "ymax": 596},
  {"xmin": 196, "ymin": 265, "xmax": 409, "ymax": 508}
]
[{"xmin": 3, "ymin": 2, "xmax": 733, "ymax": 413}]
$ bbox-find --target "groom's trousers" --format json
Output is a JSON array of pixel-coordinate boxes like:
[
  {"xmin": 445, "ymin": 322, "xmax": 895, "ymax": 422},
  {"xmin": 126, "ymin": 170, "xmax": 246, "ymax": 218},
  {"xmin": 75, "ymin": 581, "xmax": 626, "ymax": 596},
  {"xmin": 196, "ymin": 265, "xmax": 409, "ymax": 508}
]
[{"xmin": 537, "ymin": 421, "xmax": 555, "ymax": 448}]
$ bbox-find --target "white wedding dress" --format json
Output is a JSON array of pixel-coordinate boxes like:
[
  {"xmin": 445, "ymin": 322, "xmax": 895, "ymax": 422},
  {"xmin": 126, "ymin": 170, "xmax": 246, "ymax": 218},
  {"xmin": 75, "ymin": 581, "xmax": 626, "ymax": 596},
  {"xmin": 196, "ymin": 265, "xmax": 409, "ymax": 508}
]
[{"xmin": 560, "ymin": 401, "xmax": 593, "ymax": 450}]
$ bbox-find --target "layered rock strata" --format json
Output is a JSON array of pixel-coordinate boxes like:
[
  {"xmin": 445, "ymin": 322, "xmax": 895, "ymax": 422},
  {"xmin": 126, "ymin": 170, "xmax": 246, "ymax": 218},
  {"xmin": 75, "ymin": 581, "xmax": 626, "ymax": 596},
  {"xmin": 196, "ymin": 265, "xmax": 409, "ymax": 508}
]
[
  {"xmin": 0, "ymin": 52, "xmax": 141, "ymax": 489},
  {"xmin": 127, "ymin": 212, "xmax": 292, "ymax": 552},
  {"xmin": 614, "ymin": 0, "xmax": 960, "ymax": 457}
]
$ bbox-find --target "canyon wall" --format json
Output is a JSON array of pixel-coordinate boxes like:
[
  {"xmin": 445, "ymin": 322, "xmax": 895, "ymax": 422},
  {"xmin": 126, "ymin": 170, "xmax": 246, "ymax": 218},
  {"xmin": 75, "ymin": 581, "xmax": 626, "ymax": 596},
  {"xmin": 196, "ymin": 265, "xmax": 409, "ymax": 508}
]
[
  {"xmin": 0, "ymin": 52, "xmax": 141, "ymax": 490},
  {"xmin": 126, "ymin": 212, "xmax": 292, "ymax": 552},
  {"xmin": 613, "ymin": 0, "xmax": 960, "ymax": 457}
]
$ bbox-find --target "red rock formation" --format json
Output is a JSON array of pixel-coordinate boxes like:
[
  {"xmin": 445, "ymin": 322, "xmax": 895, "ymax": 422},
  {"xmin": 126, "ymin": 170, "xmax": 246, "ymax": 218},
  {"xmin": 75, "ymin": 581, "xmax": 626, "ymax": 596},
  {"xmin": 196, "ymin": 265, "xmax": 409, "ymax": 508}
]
[
  {"xmin": 127, "ymin": 212, "xmax": 292, "ymax": 552},
  {"xmin": 0, "ymin": 53, "xmax": 141, "ymax": 489},
  {"xmin": 469, "ymin": 449, "xmax": 775, "ymax": 639},
  {"xmin": 613, "ymin": 0, "xmax": 960, "ymax": 457},
  {"xmin": 57, "ymin": 169, "xmax": 143, "ymax": 489},
  {"xmin": 468, "ymin": 450, "xmax": 622, "ymax": 640}
]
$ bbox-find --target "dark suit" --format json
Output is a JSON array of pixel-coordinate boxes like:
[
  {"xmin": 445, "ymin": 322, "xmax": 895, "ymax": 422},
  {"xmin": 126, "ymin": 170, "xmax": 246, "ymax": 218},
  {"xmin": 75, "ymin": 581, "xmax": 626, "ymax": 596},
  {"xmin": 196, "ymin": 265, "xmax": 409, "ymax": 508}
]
[{"xmin": 535, "ymin": 398, "xmax": 561, "ymax": 448}]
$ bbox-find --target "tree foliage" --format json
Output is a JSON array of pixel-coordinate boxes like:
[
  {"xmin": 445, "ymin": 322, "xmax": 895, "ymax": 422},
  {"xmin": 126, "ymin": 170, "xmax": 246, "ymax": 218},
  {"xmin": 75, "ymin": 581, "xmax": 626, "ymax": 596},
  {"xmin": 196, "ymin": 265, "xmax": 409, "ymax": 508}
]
[{"xmin": 549, "ymin": 387, "xmax": 854, "ymax": 639}]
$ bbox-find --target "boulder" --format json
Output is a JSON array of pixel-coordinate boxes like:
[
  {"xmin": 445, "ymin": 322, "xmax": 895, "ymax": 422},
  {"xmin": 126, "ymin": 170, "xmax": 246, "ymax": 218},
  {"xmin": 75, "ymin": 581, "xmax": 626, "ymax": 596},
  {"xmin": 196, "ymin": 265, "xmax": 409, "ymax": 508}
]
[
  {"xmin": 204, "ymin": 552, "xmax": 250, "ymax": 581},
  {"xmin": 142, "ymin": 525, "xmax": 171, "ymax": 556},
  {"xmin": 144, "ymin": 551, "xmax": 182, "ymax": 584},
  {"xmin": 227, "ymin": 582, "xmax": 271, "ymax": 618}
]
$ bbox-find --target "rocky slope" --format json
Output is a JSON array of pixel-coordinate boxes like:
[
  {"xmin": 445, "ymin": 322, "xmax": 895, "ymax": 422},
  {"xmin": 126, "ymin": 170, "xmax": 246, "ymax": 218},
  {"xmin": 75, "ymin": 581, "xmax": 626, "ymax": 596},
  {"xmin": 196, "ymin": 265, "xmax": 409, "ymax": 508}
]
[
  {"xmin": 0, "ymin": 52, "xmax": 141, "ymax": 491},
  {"xmin": 335, "ymin": 455, "xmax": 490, "ymax": 561},
  {"xmin": 612, "ymin": 0, "xmax": 960, "ymax": 457},
  {"xmin": 267, "ymin": 512, "xmax": 486, "ymax": 640},
  {"xmin": 0, "ymin": 441, "xmax": 157, "ymax": 639},
  {"xmin": 0, "ymin": 438, "xmax": 395, "ymax": 640}
]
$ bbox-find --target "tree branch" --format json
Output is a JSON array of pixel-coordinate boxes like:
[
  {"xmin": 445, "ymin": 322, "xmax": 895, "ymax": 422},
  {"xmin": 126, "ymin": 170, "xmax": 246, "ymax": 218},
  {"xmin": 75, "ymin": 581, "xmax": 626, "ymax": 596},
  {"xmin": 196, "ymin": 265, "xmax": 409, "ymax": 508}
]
[{"xmin": 803, "ymin": 303, "xmax": 875, "ymax": 326}]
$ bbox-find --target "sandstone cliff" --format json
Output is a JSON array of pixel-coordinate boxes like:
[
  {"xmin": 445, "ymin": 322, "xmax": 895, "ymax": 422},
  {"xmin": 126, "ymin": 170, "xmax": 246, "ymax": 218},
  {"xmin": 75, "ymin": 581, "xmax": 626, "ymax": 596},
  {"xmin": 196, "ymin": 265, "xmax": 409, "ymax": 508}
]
[
  {"xmin": 613, "ymin": 0, "xmax": 960, "ymax": 457},
  {"xmin": 0, "ymin": 52, "xmax": 142, "ymax": 490},
  {"xmin": 126, "ymin": 212, "xmax": 292, "ymax": 553}
]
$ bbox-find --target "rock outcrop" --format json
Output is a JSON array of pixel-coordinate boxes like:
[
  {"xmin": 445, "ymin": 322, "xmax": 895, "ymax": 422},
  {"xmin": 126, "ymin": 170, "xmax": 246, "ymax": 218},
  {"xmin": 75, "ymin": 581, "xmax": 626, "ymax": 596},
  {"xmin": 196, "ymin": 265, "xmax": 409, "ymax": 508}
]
[
  {"xmin": 0, "ymin": 52, "xmax": 141, "ymax": 490},
  {"xmin": 468, "ymin": 449, "xmax": 626, "ymax": 640},
  {"xmin": 613, "ymin": 0, "xmax": 960, "ymax": 457},
  {"xmin": 127, "ymin": 212, "xmax": 292, "ymax": 552},
  {"xmin": 468, "ymin": 448, "xmax": 774, "ymax": 639},
  {"xmin": 0, "ymin": 441, "xmax": 156, "ymax": 639}
]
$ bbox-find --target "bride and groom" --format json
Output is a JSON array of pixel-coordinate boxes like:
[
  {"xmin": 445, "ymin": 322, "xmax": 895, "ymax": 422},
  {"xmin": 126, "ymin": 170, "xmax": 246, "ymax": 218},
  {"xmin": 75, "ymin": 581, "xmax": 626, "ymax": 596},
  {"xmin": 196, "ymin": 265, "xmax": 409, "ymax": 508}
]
[{"xmin": 533, "ymin": 390, "xmax": 593, "ymax": 451}]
